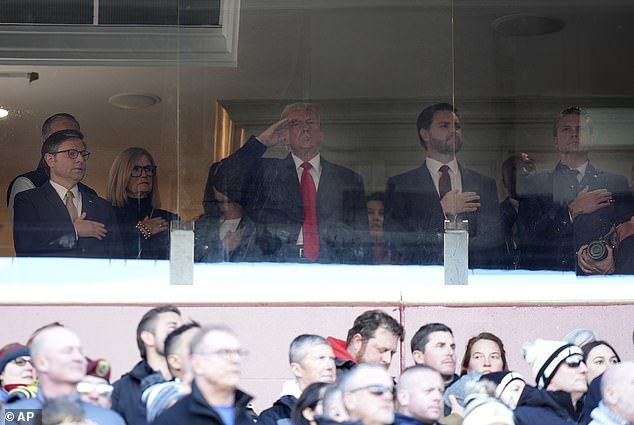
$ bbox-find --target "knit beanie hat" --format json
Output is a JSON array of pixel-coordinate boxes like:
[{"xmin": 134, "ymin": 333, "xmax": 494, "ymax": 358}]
[
  {"xmin": 463, "ymin": 394, "xmax": 514, "ymax": 425},
  {"xmin": 479, "ymin": 370, "xmax": 525, "ymax": 398},
  {"xmin": 523, "ymin": 339, "xmax": 583, "ymax": 389},
  {"xmin": 86, "ymin": 358, "xmax": 111, "ymax": 383},
  {"xmin": 0, "ymin": 343, "xmax": 30, "ymax": 374}
]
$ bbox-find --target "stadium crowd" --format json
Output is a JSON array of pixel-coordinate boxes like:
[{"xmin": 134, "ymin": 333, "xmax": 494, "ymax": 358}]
[{"xmin": 1, "ymin": 307, "xmax": 633, "ymax": 425}]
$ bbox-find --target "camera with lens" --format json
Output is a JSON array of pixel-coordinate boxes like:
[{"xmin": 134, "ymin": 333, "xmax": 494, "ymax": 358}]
[
  {"xmin": 587, "ymin": 240, "xmax": 609, "ymax": 261},
  {"xmin": 586, "ymin": 226, "xmax": 616, "ymax": 261}
]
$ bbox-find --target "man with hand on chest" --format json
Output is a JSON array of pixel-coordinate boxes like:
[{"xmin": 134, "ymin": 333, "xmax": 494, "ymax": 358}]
[{"xmin": 13, "ymin": 129, "xmax": 122, "ymax": 258}]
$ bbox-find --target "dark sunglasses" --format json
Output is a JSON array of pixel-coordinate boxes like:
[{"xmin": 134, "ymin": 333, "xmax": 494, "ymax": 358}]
[{"xmin": 564, "ymin": 356, "xmax": 584, "ymax": 368}]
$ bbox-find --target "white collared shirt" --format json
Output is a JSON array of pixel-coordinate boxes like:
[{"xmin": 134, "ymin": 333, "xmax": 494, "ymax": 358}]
[
  {"xmin": 425, "ymin": 157, "xmax": 463, "ymax": 195},
  {"xmin": 291, "ymin": 153, "xmax": 321, "ymax": 190},
  {"xmin": 291, "ymin": 153, "xmax": 321, "ymax": 245},
  {"xmin": 49, "ymin": 180, "xmax": 82, "ymax": 217}
]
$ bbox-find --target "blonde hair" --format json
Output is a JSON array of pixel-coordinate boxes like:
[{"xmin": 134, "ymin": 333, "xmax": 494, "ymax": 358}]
[
  {"xmin": 280, "ymin": 103, "xmax": 321, "ymax": 126},
  {"xmin": 106, "ymin": 147, "xmax": 161, "ymax": 208}
]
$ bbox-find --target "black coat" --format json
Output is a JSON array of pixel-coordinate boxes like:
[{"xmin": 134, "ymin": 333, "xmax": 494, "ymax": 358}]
[
  {"xmin": 113, "ymin": 197, "xmax": 176, "ymax": 260},
  {"xmin": 384, "ymin": 162, "xmax": 505, "ymax": 268},
  {"xmin": 215, "ymin": 136, "xmax": 370, "ymax": 264},
  {"xmin": 515, "ymin": 388, "xmax": 584, "ymax": 425},
  {"xmin": 13, "ymin": 181, "xmax": 123, "ymax": 258},
  {"xmin": 258, "ymin": 395, "xmax": 295, "ymax": 425},
  {"xmin": 151, "ymin": 381, "xmax": 256, "ymax": 425},
  {"xmin": 112, "ymin": 361, "xmax": 156, "ymax": 425},
  {"xmin": 517, "ymin": 162, "xmax": 634, "ymax": 271}
]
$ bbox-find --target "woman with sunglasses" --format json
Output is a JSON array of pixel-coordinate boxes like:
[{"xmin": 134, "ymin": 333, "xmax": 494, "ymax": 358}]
[
  {"xmin": 515, "ymin": 339, "xmax": 588, "ymax": 425},
  {"xmin": 0, "ymin": 343, "xmax": 37, "ymax": 403},
  {"xmin": 106, "ymin": 147, "xmax": 177, "ymax": 259}
]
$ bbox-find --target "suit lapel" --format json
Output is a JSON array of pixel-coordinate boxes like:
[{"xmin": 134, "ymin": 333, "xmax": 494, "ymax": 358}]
[
  {"xmin": 42, "ymin": 182, "xmax": 73, "ymax": 223},
  {"xmin": 316, "ymin": 158, "xmax": 336, "ymax": 220},
  {"xmin": 281, "ymin": 155, "xmax": 304, "ymax": 221}
]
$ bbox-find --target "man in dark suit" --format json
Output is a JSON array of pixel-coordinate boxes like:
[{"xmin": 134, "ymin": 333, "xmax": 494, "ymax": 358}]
[
  {"xmin": 6, "ymin": 113, "xmax": 97, "ymax": 223},
  {"xmin": 214, "ymin": 103, "xmax": 369, "ymax": 263},
  {"xmin": 384, "ymin": 102, "xmax": 504, "ymax": 268},
  {"xmin": 13, "ymin": 129, "xmax": 123, "ymax": 258},
  {"xmin": 517, "ymin": 107, "xmax": 634, "ymax": 272}
]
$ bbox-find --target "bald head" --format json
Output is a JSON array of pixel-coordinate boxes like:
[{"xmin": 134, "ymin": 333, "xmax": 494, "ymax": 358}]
[
  {"xmin": 601, "ymin": 361, "xmax": 634, "ymax": 422},
  {"xmin": 397, "ymin": 365, "xmax": 444, "ymax": 423},
  {"xmin": 30, "ymin": 327, "xmax": 87, "ymax": 397}
]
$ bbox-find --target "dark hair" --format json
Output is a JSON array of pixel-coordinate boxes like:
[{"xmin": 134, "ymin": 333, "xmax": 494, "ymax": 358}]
[
  {"xmin": 41, "ymin": 129, "xmax": 85, "ymax": 158},
  {"xmin": 501, "ymin": 153, "xmax": 535, "ymax": 193},
  {"xmin": 164, "ymin": 321, "xmax": 201, "ymax": 357},
  {"xmin": 552, "ymin": 106, "xmax": 593, "ymax": 137},
  {"xmin": 416, "ymin": 102, "xmax": 458, "ymax": 148},
  {"xmin": 411, "ymin": 323, "xmax": 453, "ymax": 353},
  {"xmin": 136, "ymin": 305, "xmax": 181, "ymax": 359},
  {"xmin": 345, "ymin": 309, "xmax": 404, "ymax": 346},
  {"xmin": 291, "ymin": 382, "xmax": 328, "ymax": 425},
  {"xmin": 41, "ymin": 113, "xmax": 79, "ymax": 139},
  {"xmin": 366, "ymin": 192, "xmax": 385, "ymax": 204},
  {"xmin": 582, "ymin": 340, "xmax": 621, "ymax": 363},
  {"xmin": 460, "ymin": 332, "xmax": 508, "ymax": 375}
]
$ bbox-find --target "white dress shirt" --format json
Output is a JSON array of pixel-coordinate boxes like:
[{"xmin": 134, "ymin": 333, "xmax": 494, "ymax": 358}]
[
  {"xmin": 425, "ymin": 157, "xmax": 463, "ymax": 195},
  {"xmin": 49, "ymin": 180, "xmax": 82, "ymax": 217}
]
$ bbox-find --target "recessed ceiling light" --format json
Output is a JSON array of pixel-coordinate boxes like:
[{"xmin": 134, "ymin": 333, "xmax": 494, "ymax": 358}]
[
  {"xmin": 0, "ymin": 108, "xmax": 8, "ymax": 118},
  {"xmin": 108, "ymin": 93, "xmax": 162, "ymax": 110},
  {"xmin": 492, "ymin": 14, "xmax": 565, "ymax": 37}
]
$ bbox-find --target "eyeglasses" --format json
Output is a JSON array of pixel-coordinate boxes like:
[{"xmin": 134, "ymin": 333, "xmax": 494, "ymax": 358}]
[
  {"xmin": 349, "ymin": 384, "xmax": 394, "ymax": 396},
  {"xmin": 194, "ymin": 349, "xmax": 249, "ymax": 360},
  {"xmin": 76, "ymin": 382, "xmax": 113, "ymax": 397},
  {"xmin": 131, "ymin": 165, "xmax": 157, "ymax": 177},
  {"xmin": 564, "ymin": 356, "xmax": 585, "ymax": 368},
  {"xmin": 12, "ymin": 357, "xmax": 33, "ymax": 367},
  {"xmin": 50, "ymin": 149, "xmax": 91, "ymax": 160}
]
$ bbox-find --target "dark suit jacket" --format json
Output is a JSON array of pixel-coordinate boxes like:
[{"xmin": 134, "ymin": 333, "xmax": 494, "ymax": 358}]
[
  {"xmin": 13, "ymin": 181, "xmax": 123, "ymax": 258},
  {"xmin": 516, "ymin": 162, "xmax": 634, "ymax": 271},
  {"xmin": 215, "ymin": 136, "xmax": 370, "ymax": 263},
  {"xmin": 384, "ymin": 162, "xmax": 504, "ymax": 268}
]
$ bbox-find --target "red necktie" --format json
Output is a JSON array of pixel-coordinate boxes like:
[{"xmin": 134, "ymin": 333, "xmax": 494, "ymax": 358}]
[
  {"xmin": 300, "ymin": 162, "xmax": 319, "ymax": 261},
  {"xmin": 439, "ymin": 165, "xmax": 452, "ymax": 199}
]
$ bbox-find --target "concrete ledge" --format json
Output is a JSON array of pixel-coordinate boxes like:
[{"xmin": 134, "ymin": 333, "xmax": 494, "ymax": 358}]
[{"xmin": 2, "ymin": 257, "xmax": 633, "ymax": 305}]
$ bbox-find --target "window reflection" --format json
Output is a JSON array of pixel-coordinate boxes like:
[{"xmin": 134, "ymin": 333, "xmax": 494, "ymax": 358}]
[{"xmin": 1, "ymin": 1, "xmax": 633, "ymax": 278}]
